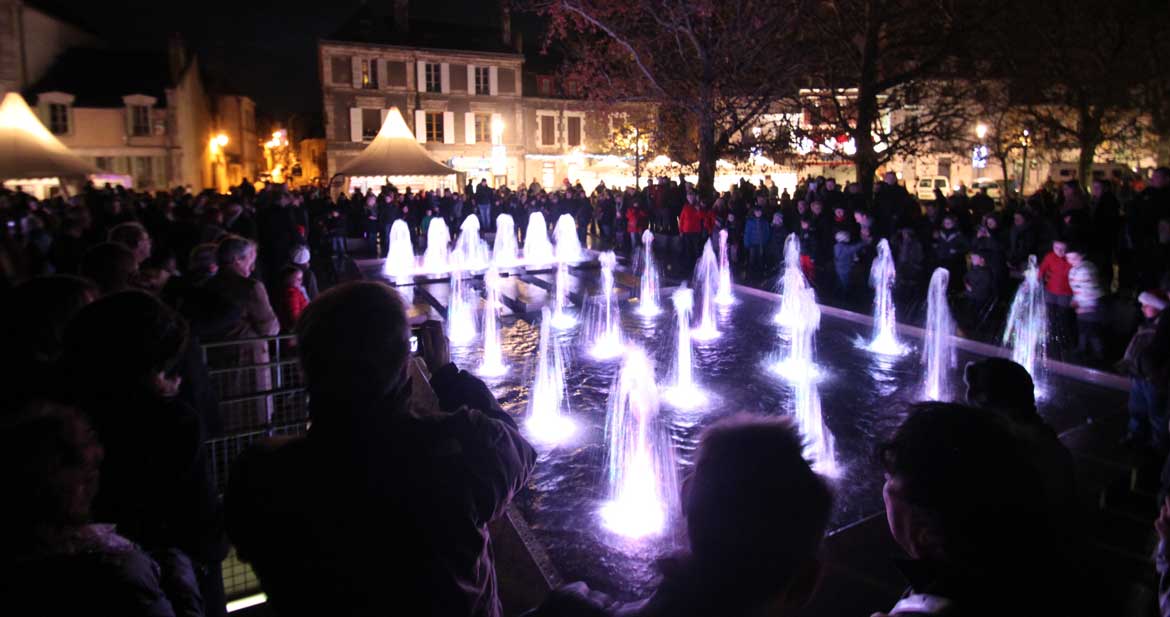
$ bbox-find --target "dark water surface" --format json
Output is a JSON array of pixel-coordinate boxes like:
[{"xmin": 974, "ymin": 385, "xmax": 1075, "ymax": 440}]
[{"xmin": 439, "ymin": 280, "xmax": 1126, "ymax": 601}]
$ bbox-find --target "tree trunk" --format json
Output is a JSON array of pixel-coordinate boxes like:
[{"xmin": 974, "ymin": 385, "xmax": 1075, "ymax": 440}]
[
  {"xmin": 1076, "ymin": 103, "xmax": 1101, "ymax": 188},
  {"xmin": 999, "ymin": 155, "xmax": 1012, "ymax": 205},
  {"xmin": 697, "ymin": 112, "xmax": 716, "ymax": 198},
  {"xmin": 852, "ymin": 0, "xmax": 880, "ymax": 205}
]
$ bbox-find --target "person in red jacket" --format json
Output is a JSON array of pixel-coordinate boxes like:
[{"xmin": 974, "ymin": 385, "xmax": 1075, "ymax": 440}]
[
  {"xmin": 679, "ymin": 193, "xmax": 704, "ymax": 263},
  {"xmin": 1038, "ymin": 240, "xmax": 1073, "ymax": 351},
  {"xmin": 276, "ymin": 266, "xmax": 310, "ymax": 332},
  {"xmin": 626, "ymin": 203, "xmax": 649, "ymax": 250}
]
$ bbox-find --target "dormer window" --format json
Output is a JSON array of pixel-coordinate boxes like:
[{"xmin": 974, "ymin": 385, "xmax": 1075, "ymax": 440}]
[
  {"xmin": 48, "ymin": 103, "xmax": 70, "ymax": 135},
  {"xmin": 131, "ymin": 105, "xmax": 151, "ymax": 136}
]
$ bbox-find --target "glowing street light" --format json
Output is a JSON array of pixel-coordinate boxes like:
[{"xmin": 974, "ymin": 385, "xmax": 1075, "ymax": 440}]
[{"xmin": 975, "ymin": 123, "xmax": 988, "ymax": 140}]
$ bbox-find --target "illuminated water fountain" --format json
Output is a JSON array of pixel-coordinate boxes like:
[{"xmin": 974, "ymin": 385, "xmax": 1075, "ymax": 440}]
[
  {"xmin": 691, "ymin": 239, "xmax": 721, "ymax": 341},
  {"xmin": 770, "ymin": 287, "xmax": 822, "ymax": 382},
  {"xmin": 588, "ymin": 251, "xmax": 623, "ymax": 360},
  {"xmin": 600, "ymin": 346, "xmax": 679, "ymax": 539},
  {"xmin": 635, "ymin": 229, "xmax": 661, "ymax": 318},
  {"xmin": 554, "ymin": 213, "xmax": 583, "ymax": 264},
  {"xmin": 662, "ymin": 286, "xmax": 706, "ymax": 409},
  {"xmin": 446, "ymin": 269, "xmax": 477, "ymax": 346},
  {"xmin": 525, "ymin": 307, "xmax": 577, "ymax": 445},
  {"xmin": 421, "ymin": 217, "xmax": 451, "ymax": 274},
  {"xmin": 382, "ymin": 219, "xmax": 416, "ymax": 283},
  {"xmin": 478, "ymin": 268, "xmax": 508, "ymax": 377},
  {"xmin": 862, "ymin": 239, "xmax": 908, "ymax": 355},
  {"xmin": 550, "ymin": 261, "xmax": 578, "ymax": 329},
  {"xmin": 715, "ymin": 229, "xmax": 735, "ymax": 306},
  {"xmin": 453, "ymin": 215, "xmax": 490, "ymax": 271},
  {"xmin": 791, "ymin": 378, "xmax": 838, "ymax": 477},
  {"xmin": 493, "ymin": 213, "xmax": 519, "ymax": 267},
  {"xmin": 922, "ymin": 268, "xmax": 956, "ymax": 400},
  {"xmin": 1002, "ymin": 255, "xmax": 1048, "ymax": 389},
  {"xmin": 524, "ymin": 212, "xmax": 554, "ymax": 266},
  {"xmin": 774, "ymin": 235, "xmax": 808, "ymax": 328}
]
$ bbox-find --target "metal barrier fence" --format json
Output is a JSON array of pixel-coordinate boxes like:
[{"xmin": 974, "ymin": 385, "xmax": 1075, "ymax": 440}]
[{"xmin": 201, "ymin": 334, "xmax": 309, "ymax": 601}]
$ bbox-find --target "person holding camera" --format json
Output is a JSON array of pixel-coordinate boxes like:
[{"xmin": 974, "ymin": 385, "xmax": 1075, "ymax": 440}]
[{"xmin": 226, "ymin": 282, "xmax": 536, "ymax": 617}]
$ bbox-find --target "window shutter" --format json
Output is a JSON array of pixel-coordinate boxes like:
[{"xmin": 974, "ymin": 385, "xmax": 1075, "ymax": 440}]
[
  {"xmin": 467, "ymin": 65, "xmax": 475, "ymax": 94},
  {"xmin": 349, "ymin": 108, "xmax": 362, "ymax": 142},
  {"xmin": 416, "ymin": 61, "xmax": 426, "ymax": 92},
  {"xmin": 378, "ymin": 60, "xmax": 389, "ymax": 89},
  {"xmin": 440, "ymin": 63, "xmax": 450, "ymax": 94},
  {"xmin": 124, "ymin": 108, "xmax": 133, "ymax": 137},
  {"xmin": 492, "ymin": 113, "xmax": 503, "ymax": 143},
  {"xmin": 351, "ymin": 57, "xmax": 362, "ymax": 89},
  {"xmin": 414, "ymin": 109, "xmax": 426, "ymax": 143},
  {"xmin": 443, "ymin": 112, "xmax": 455, "ymax": 144},
  {"xmin": 379, "ymin": 108, "xmax": 389, "ymax": 133},
  {"xmin": 489, "ymin": 67, "xmax": 498, "ymax": 96},
  {"xmin": 465, "ymin": 112, "xmax": 476, "ymax": 144}
]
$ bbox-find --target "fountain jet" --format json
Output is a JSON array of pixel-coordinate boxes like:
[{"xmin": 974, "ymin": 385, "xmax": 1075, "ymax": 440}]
[
  {"xmin": 862, "ymin": 239, "xmax": 908, "ymax": 355},
  {"xmin": 792, "ymin": 378, "xmax": 839, "ymax": 477},
  {"xmin": 493, "ymin": 213, "xmax": 519, "ymax": 267},
  {"xmin": 447, "ymin": 270, "xmax": 477, "ymax": 346},
  {"xmin": 774, "ymin": 235, "xmax": 809, "ymax": 328},
  {"xmin": 554, "ymin": 214, "xmax": 583, "ymax": 264},
  {"xmin": 523, "ymin": 212, "xmax": 554, "ymax": 266},
  {"xmin": 526, "ymin": 308, "xmax": 577, "ymax": 444},
  {"xmin": 550, "ymin": 261, "xmax": 578, "ymax": 329},
  {"xmin": 589, "ymin": 251, "xmax": 623, "ymax": 359},
  {"xmin": 1002, "ymin": 255, "xmax": 1048, "ymax": 390},
  {"xmin": 477, "ymin": 268, "xmax": 508, "ymax": 377},
  {"xmin": 663, "ymin": 286, "xmax": 707, "ymax": 409},
  {"xmin": 691, "ymin": 239, "xmax": 721, "ymax": 341},
  {"xmin": 422, "ymin": 217, "xmax": 451, "ymax": 274},
  {"xmin": 635, "ymin": 229, "xmax": 661, "ymax": 317},
  {"xmin": 453, "ymin": 215, "xmax": 490, "ymax": 271},
  {"xmin": 923, "ymin": 268, "xmax": 956, "ymax": 400},
  {"xmin": 715, "ymin": 229, "xmax": 735, "ymax": 305},
  {"xmin": 382, "ymin": 219, "xmax": 416, "ymax": 283},
  {"xmin": 771, "ymin": 287, "xmax": 822, "ymax": 382},
  {"xmin": 600, "ymin": 346, "xmax": 678, "ymax": 539}
]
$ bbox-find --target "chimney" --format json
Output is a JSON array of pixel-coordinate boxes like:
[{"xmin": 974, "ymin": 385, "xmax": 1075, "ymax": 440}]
[
  {"xmin": 167, "ymin": 33, "xmax": 188, "ymax": 83},
  {"xmin": 394, "ymin": 0, "xmax": 409, "ymax": 37},
  {"xmin": 500, "ymin": 1, "xmax": 511, "ymax": 47}
]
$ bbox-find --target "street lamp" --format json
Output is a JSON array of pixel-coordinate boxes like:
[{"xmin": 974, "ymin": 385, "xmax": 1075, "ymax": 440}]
[
  {"xmin": 215, "ymin": 133, "xmax": 229, "ymax": 148},
  {"xmin": 1019, "ymin": 128, "xmax": 1032, "ymax": 194},
  {"xmin": 975, "ymin": 123, "xmax": 988, "ymax": 141}
]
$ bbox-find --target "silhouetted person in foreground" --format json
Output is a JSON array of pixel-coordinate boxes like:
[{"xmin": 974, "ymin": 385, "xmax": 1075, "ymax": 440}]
[
  {"xmin": 526, "ymin": 414, "xmax": 832, "ymax": 617},
  {"xmin": 227, "ymin": 281, "xmax": 535, "ymax": 617},
  {"xmin": 0, "ymin": 402, "xmax": 177, "ymax": 616},
  {"xmin": 875, "ymin": 402, "xmax": 1086, "ymax": 616}
]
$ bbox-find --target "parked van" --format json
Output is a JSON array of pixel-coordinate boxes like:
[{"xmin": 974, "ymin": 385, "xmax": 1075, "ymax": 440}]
[
  {"xmin": 971, "ymin": 177, "xmax": 1002, "ymax": 199},
  {"xmin": 915, "ymin": 176, "xmax": 950, "ymax": 201},
  {"xmin": 1047, "ymin": 162, "xmax": 1133, "ymax": 185}
]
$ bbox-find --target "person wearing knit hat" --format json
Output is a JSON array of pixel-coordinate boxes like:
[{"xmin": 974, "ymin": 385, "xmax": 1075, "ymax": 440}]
[
  {"xmin": 287, "ymin": 244, "xmax": 318, "ymax": 301},
  {"xmin": 1119, "ymin": 290, "xmax": 1168, "ymax": 449}
]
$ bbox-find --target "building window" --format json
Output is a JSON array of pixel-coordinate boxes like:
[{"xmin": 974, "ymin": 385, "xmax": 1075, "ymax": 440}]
[
  {"xmin": 48, "ymin": 103, "xmax": 69, "ymax": 135},
  {"xmin": 566, "ymin": 116, "xmax": 582, "ymax": 147},
  {"xmin": 362, "ymin": 108, "xmax": 381, "ymax": 140},
  {"xmin": 425, "ymin": 111, "xmax": 444, "ymax": 142},
  {"xmin": 95, "ymin": 156, "xmax": 112, "ymax": 171},
  {"xmin": 131, "ymin": 105, "xmax": 151, "ymax": 136},
  {"xmin": 540, "ymin": 115, "xmax": 556, "ymax": 146},
  {"xmin": 537, "ymin": 76, "xmax": 553, "ymax": 96},
  {"xmin": 474, "ymin": 113, "xmax": 492, "ymax": 143},
  {"xmin": 331, "ymin": 56, "xmax": 352, "ymax": 85},
  {"xmin": 362, "ymin": 59, "xmax": 379, "ymax": 89},
  {"xmin": 424, "ymin": 63, "xmax": 441, "ymax": 93},
  {"xmin": 134, "ymin": 156, "xmax": 153, "ymax": 186},
  {"xmin": 564, "ymin": 80, "xmax": 581, "ymax": 98},
  {"xmin": 474, "ymin": 66, "xmax": 490, "ymax": 95}
]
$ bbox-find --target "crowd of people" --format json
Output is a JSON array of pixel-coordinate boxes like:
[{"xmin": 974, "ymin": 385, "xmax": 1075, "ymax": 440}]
[{"xmin": 0, "ymin": 166, "xmax": 1167, "ymax": 616}]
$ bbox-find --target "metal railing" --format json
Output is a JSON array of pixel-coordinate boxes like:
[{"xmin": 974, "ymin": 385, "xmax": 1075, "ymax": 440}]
[{"xmin": 201, "ymin": 334, "xmax": 310, "ymax": 601}]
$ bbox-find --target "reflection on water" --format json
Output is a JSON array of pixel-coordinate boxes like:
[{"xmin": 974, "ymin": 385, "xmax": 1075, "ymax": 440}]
[{"xmin": 452, "ymin": 285, "xmax": 1124, "ymax": 601}]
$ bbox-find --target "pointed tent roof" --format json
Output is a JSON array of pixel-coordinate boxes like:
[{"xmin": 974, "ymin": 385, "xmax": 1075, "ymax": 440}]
[
  {"xmin": 337, "ymin": 107, "xmax": 456, "ymax": 178},
  {"xmin": 0, "ymin": 93, "xmax": 99, "ymax": 180}
]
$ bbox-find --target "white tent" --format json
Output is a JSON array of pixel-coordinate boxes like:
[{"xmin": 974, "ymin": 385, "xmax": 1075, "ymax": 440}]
[
  {"xmin": 337, "ymin": 107, "xmax": 456, "ymax": 178},
  {"xmin": 0, "ymin": 92, "xmax": 99, "ymax": 180}
]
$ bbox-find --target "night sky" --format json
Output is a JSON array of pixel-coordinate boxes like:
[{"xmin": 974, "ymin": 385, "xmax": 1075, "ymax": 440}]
[{"xmin": 34, "ymin": 0, "xmax": 511, "ymax": 129}]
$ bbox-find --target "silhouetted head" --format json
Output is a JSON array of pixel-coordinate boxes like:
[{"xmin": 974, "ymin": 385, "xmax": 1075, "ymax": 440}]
[
  {"xmin": 296, "ymin": 281, "xmax": 410, "ymax": 421},
  {"xmin": 964, "ymin": 358, "xmax": 1037, "ymax": 422},
  {"xmin": 682, "ymin": 414, "xmax": 831, "ymax": 613},
  {"xmin": 80, "ymin": 242, "xmax": 138, "ymax": 295}
]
